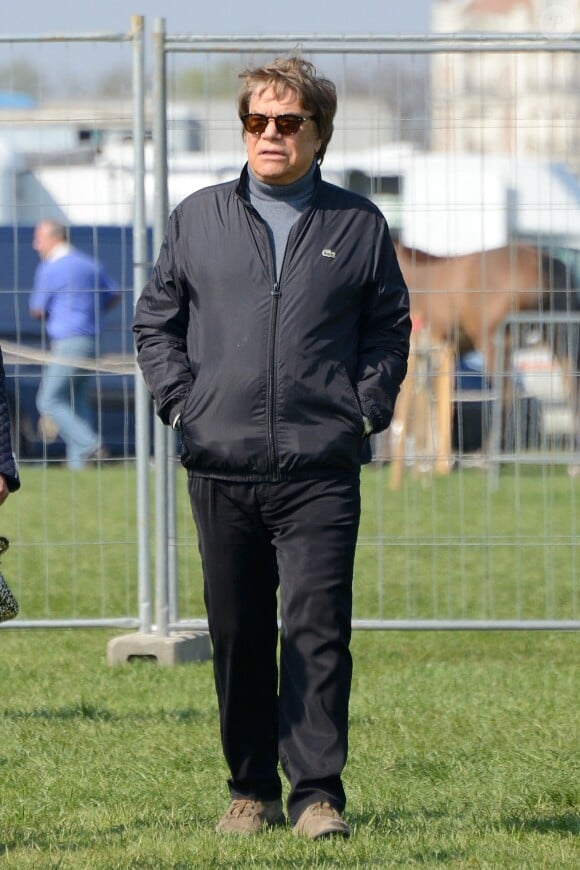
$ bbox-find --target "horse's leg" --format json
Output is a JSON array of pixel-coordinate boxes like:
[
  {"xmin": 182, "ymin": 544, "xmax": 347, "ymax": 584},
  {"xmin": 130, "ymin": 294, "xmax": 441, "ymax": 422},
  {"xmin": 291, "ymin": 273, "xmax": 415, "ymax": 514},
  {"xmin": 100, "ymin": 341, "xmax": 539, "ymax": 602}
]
[{"xmin": 389, "ymin": 343, "xmax": 417, "ymax": 491}]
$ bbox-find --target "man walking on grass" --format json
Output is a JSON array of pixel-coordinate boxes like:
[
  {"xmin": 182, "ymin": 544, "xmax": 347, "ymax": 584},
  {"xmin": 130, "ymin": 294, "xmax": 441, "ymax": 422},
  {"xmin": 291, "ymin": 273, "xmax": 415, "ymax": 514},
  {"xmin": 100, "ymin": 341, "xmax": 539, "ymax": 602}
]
[
  {"xmin": 30, "ymin": 220, "xmax": 119, "ymax": 469},
  {"xmin": 133, "ymin": 56, "xmax": 410, "ymax": 839}
]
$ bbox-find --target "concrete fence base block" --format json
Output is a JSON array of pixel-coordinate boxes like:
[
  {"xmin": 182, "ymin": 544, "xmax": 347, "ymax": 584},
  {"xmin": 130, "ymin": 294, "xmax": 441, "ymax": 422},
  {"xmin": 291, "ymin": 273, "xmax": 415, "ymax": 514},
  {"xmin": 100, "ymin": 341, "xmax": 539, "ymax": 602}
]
[{"xmin": 107, "ymin": 631, "xmax": 212, "ymax": 666}]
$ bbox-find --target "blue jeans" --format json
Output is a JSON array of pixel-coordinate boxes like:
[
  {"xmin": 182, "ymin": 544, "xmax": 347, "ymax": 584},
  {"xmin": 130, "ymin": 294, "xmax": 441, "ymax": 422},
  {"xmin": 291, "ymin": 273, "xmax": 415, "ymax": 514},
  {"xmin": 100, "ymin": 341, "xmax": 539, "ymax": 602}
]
[{"xmin": 36, "ymin": 336, "xmax": 100, "ymax": 469}]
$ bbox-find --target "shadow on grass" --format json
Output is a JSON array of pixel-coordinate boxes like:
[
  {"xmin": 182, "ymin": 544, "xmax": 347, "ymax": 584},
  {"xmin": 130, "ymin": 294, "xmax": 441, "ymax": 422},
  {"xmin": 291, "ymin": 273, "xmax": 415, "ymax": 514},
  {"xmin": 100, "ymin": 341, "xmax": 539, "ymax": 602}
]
[
  {"xmin": 2, "ymin": 704, "xmax": 202, "ymax": 722},
  {"xmin": 503, "ymin": 812, "xmax": 579, "ymax": 836}
]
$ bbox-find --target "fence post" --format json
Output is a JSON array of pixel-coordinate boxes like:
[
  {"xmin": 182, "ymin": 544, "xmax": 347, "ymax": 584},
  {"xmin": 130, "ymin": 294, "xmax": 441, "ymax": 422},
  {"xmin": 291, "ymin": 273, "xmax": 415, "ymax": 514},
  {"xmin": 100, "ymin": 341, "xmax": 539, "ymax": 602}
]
[
  {"xmin": 108, "ymin": 17, "xmax": 210, "ymax": 663},
  {"xmin": 151, "ymin": 16, "xmax": 170, "ymax": 641},
  {"xmin": 141, "ymin": 16, "xmax": 209, "ymax": 663},
  {"xmin": 131, "ymin": 14, "xmax": 152, "ymax": 635}
]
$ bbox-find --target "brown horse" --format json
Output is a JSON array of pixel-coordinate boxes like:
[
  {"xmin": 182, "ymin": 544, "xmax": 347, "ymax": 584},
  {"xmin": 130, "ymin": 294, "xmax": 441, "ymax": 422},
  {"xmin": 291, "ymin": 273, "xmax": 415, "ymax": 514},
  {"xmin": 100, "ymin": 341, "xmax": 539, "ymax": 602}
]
[
  {"xmin": 395, "ymin": 242, "xmax": 573, "ymax": 372},
  {"xmin": 387, "ymin": 242, "xmax": 578, "ymax": 475}
]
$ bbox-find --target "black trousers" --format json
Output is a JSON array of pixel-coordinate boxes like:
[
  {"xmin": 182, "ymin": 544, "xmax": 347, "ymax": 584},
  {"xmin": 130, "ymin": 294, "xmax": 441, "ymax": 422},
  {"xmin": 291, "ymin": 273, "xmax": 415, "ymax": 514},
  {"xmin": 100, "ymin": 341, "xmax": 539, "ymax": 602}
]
[{"xmin": 188, "ymin": 473, "xmax": 361, "ymax": 824}]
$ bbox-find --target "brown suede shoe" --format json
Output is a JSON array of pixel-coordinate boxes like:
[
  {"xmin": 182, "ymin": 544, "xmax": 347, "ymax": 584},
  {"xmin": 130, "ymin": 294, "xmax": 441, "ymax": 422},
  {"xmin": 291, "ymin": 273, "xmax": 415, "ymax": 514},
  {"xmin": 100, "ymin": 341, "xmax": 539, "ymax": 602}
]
[
  {"xmin": 292, "ymin": 801, "xmax": 351, "ymax": 839},
  {"xmin": 215, "ymin": 798, "xmax": 285, "ymax": 834}
]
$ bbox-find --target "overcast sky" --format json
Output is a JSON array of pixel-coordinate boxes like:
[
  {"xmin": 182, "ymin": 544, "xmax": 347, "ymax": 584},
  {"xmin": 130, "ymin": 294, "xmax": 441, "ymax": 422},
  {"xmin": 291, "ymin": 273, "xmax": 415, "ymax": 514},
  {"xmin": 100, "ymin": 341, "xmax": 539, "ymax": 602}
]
[{"xmin": 4, "ymin": 1, "xmax": 432, "ymax": 37}]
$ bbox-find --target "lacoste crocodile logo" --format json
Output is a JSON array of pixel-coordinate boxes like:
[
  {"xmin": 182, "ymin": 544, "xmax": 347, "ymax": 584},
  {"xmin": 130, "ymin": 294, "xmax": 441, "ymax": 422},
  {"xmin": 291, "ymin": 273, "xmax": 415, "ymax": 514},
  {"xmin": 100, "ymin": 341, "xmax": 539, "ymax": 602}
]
[{"xmin": 322, "ymin": 249, "xmax": 336, "ymax": 259}]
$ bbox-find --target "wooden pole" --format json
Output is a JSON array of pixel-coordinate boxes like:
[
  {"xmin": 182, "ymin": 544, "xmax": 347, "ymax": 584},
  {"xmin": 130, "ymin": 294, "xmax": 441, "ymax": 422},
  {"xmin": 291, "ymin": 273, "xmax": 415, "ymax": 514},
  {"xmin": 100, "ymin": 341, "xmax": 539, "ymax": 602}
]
[
  {"xmin": 389, "ymin": 343, "xmax": 416, "ymax": 491},
  {"xmin": 412, "ymin": 333, "xmax": 432, "ymax": 479},
  {"xmin": 434, "ymin": 342, "xmax": 454, "ymax": 475}
]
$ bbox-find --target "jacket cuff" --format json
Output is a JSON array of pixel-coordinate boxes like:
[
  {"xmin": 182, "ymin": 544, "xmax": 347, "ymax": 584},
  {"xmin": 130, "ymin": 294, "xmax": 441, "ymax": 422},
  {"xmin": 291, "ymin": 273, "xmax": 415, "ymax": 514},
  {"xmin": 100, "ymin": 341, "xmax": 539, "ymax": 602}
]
[
  {"xmin": 1, "ymin": 472, "xmax": 20, "ymax": 492},
  {"xmin": 169, "ymin": 402, "xmax": 185, "ymax": 431},
  {"xmin": 361, "ymin": 399, "xmax": 393, "ymax": 435}
]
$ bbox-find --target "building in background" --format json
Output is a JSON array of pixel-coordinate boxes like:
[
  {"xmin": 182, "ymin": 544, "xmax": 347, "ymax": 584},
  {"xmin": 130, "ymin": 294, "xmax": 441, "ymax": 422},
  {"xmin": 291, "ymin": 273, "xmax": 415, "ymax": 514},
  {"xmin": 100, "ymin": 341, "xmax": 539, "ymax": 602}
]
[{"xmin": 431, "ymin": 0, "xmax": 580, "ymax": 173}]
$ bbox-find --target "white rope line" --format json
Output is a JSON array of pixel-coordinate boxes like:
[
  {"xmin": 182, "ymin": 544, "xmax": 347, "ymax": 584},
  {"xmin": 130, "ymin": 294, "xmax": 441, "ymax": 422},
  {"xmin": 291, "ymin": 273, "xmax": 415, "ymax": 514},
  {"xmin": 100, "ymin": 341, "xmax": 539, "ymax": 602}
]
[{"xmin": 1, "ymin": 340, "xmax": 136, "ymax": 375}]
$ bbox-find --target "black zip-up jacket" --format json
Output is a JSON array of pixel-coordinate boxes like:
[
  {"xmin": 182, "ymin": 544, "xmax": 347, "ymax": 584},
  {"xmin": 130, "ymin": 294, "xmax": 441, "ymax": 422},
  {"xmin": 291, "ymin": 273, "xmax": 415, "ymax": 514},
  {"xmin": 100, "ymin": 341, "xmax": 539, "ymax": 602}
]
[
  {"xmin": 133, "ymin": 165, "xmax": 411, "ymax": 482},
  {"xmin": 0, "ymin": 345, "xmax": 20, "ymax": 492}
]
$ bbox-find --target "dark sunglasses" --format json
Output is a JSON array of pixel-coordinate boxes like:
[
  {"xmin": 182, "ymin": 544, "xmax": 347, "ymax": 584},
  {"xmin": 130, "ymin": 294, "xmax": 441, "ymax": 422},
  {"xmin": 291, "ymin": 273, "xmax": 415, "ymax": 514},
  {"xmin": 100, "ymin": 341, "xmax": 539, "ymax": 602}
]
[{"xmin": 240, "ymin": 113, "xmax": 316, "ymax": 136}]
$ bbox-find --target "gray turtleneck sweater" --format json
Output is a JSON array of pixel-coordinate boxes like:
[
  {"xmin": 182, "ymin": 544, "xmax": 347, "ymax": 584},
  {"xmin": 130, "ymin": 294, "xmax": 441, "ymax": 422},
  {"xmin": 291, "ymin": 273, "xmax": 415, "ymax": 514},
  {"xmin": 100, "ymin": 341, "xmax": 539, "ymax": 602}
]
[{"xmin": 247, "ymin": 162, "xmax": 316, "ymax": 280}]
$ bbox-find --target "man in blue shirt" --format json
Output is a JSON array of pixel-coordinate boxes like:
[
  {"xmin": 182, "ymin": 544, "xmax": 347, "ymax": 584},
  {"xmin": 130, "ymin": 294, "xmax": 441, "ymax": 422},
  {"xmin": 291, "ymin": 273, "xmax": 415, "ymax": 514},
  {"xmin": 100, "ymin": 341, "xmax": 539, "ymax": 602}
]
[{"xmin": 30, "ymin": 220, "xmax": 119, "ymax": 469}]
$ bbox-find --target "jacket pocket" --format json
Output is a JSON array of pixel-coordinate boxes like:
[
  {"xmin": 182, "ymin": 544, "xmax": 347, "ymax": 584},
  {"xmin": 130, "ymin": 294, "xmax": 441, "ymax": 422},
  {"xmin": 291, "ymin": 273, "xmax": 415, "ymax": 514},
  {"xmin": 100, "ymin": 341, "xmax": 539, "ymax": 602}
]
[{"xmin": 335, "ymin": 363, "xmax": 365, "ymax": 432}]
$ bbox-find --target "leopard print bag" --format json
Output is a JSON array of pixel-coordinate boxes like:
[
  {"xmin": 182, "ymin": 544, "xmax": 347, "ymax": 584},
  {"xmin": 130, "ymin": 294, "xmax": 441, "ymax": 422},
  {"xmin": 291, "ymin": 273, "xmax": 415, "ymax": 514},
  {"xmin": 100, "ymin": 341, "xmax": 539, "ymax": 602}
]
[{"xmin": 0, "ymin": 536, "xmax": 19, "ymax": 623}]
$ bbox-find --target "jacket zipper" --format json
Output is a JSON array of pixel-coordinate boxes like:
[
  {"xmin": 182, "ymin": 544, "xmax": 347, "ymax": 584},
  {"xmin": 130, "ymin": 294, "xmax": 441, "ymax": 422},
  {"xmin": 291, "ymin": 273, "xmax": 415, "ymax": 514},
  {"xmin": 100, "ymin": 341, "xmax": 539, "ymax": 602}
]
[
  {"xmin": 267, "ymin": 281, "xmax": 281, "ymax": 479},
  {"xmin": 243, "ymin": 201, "xmax": 281, "ymax": 479},
  {"xmin": 264, "ymin": 214, "xmax": 312, "ymax": 480},
  {"xmin": 239, "ymin": 189, "xmax": 314, "ymax": 481}
]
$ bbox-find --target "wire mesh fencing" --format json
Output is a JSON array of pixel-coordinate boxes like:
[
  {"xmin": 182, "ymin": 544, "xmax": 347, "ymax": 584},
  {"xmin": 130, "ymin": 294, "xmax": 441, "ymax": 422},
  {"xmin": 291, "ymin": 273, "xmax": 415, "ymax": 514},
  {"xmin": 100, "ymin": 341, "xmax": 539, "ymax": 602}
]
[
  {"xmin": 1, "ymin": 24, "xmax": 579, "ymax": 632},
  {"xmin": 0, "ymin": 19, "xmax": 149, "ymax": 630}
]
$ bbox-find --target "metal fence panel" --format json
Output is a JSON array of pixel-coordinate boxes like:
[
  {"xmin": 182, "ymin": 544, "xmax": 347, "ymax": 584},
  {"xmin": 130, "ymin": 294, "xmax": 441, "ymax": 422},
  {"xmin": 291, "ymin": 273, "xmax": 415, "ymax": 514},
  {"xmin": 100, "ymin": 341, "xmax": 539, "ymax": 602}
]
[
  {"xmin": 154, "ymin": 31, "xmax": 579, "ymax": 632},
  {"xmin": 0, "ymin": 19, "xmax": 151, "ymax": 631},
  {"xmin": 1, "ymin": 27, "xmax": 579, "ymax": 633}
]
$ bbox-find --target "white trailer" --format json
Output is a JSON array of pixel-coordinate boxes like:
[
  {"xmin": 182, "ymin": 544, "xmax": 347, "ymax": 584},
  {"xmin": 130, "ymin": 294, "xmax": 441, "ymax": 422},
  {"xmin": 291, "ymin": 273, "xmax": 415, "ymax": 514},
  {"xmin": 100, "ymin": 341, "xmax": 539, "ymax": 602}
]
[
  {"xmin": 324, "ymin": 146, "xmax": 580, "ymax": 255},
  {"xmin": 3, "ymin": 134, "xmax": 580, "ymax": 258},
  {"xmin": 400, "ymin": 152, "xmax": 580, "ymax": 255}
]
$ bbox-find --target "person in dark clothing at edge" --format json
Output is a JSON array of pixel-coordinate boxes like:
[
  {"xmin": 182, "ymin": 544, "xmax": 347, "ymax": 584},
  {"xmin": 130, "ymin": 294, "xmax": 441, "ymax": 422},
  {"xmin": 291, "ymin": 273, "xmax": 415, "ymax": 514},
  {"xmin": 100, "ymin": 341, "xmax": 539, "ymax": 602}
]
[
  {"xmin": 133, "ymin": 56, "xmax": 410, "ymax": 839},
  {"xmin": 0, "ymin": 343, "xmax": 20, "ymax": 506}
]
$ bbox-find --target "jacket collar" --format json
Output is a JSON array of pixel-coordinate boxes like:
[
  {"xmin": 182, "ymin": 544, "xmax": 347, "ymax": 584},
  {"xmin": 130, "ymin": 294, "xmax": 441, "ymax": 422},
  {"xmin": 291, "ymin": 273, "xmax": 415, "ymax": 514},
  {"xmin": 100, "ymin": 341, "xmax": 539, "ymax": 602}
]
[{"xmin": 236, "ymin": 162, "xmax": 322, "ymax": 204}]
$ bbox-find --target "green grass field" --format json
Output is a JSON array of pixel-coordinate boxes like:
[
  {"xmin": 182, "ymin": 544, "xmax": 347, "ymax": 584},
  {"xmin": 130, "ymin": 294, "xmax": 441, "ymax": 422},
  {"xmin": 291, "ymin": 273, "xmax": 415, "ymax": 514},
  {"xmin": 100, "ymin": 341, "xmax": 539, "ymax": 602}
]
[
  {"xmin": 3, "ymin": 463, "xmax": 580, "ymax": 625},
  {"xmin": 1, "ymin": 464, "xmax": 579, "ymax": 867}
]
